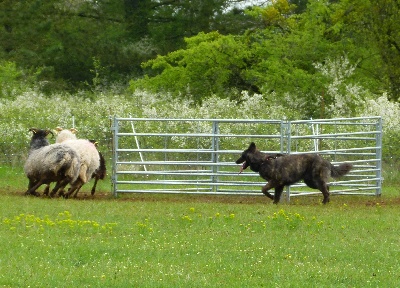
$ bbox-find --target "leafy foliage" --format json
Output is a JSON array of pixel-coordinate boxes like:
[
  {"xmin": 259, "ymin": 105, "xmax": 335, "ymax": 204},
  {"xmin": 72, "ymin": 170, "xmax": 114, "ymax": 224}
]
[
  {"xmin": 130, "ymin": 0, "xmax": 394, "ymax": 118},
  {"xmin": 0, "ymin": 61, "xmax": 22, "ymax": 99},
  {"xmin": 131, "ymin": 32, "xmax": 256, "ymax": 102},
  {"xmin": 0, "ymin": 0, "xmax": 252, "ymax": 91}
]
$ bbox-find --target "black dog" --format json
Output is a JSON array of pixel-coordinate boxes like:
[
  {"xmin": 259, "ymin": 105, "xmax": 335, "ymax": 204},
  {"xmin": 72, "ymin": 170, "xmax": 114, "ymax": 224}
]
[{"xmin": 236, "ymin": 142, "xmax": 353, "ymax": 204}]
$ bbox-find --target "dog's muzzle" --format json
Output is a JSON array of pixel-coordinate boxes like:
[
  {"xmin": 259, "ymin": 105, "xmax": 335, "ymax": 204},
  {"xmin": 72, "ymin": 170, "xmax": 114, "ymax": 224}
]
[{"xmin": 239, "ymin": 161, "xmax": 248, "ymax": 174}]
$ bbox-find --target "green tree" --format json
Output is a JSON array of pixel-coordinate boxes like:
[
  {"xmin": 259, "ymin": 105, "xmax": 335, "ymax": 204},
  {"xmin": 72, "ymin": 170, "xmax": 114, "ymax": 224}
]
[
  {"xmin": 131, "ymin": 31, "xmax": 255, "ymax": 102},
  {"xmin": 123, "ymin": 0, "xmax": 237, "ymax": 54},
  {"xmin": 354, "ymin": 0, "xmax": 400, "ymax": 99},
  {"xmin": 130, "ymin": 0, "xmax": 384, "ymax": 118},
  {"xmin": 0, "ymin": 0, "xmax": 128, "ymax": 90},
  {"xmin": 320, "ymin": 0, "xmax": 400, "ymax": 99}
]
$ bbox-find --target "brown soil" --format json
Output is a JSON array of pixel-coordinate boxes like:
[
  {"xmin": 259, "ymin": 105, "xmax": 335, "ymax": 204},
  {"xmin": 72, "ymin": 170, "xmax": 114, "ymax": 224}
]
[{"xmin": 5, "ymin": 188, "xmax": 400, "ymax": 207}]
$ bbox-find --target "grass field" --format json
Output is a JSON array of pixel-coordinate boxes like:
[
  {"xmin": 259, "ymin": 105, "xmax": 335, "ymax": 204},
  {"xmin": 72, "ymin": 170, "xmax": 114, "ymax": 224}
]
[{"xmin": 1, "ymin": 166, "xmax": 400, "ymax": 287}]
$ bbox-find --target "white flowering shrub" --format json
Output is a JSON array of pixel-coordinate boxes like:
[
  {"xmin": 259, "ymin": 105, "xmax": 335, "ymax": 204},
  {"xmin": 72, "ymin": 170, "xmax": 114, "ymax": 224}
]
[
  {"xmin": 313, "ymin": 56, "xmax": 365, "ymax": 117},
  {"xmin": 361, "ymin": 94, "xmax": 400, "ymax": 132},
  {"xmin": 0, "ymin": 88, "xmax": 299, "ymax": 165},
  {"xmin": 359, "ymin": 94, "xmax": 400, "ymax": 162},
  {"xmin": 0, "ymin": 90, "xmax": 137, "ymax": 165},
  {"xmin": 0, "ymin": 75, "xmax": 397, "ymax": 167}
]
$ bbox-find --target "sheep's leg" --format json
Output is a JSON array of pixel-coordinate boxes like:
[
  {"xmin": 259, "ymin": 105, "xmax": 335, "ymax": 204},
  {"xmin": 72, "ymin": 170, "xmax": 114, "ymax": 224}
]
[
  {"xmin": 64, "ymin": 181, "xmax": 80, "ymax": 199},
  {"xmin": 26, "ymin": 179, "xmax": 35, "ymax": 190},
  {"xmin": 90, "ymin": 177, "xmax": 99, "ymax": 196},
  {"xmin": 49, "ymin": 179, "xmax": 68, "ymax": 197},
  {"xmin": 49, "ymin": 181, "xmax": 60, "ymax": 197},
  {"xmin": 25, "ymin": 179, "xmax": 43, "ymax": 196},
  {"xmin": 79, "ymin": 165, "xmax": 88, "ymax": 184},
  {"xmin": 63, "ymin": 187, "xmax": 71, "ymax": 199},
  {"xmin": 58, "ymin": 188, "xmax": 65, "ymax": 197},
  {"xmin": 43, "ymin": 184, "xmax": 50, "ymax": 196},
  {"xmin": 64, "ymin": 187, "xmax": 76, "ymax": 199},
  {"xmin": 72, "ymin": 184, "xmax": 84, "ymax": 198}
]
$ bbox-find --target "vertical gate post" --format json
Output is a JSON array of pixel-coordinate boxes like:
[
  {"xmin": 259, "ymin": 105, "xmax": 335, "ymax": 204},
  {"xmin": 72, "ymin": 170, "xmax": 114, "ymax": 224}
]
[
  {"xmin": 375, "ymin": 117, "xmax": 383, "ymax": 196},
  {"xmin": 211, "ymin": 121, "xmax": 219, "ymax": 192},
  {"xmin": 285, "ymin": 121, "xmax": 291, "ymax": 203},
  {"xmin": 111, "ymin": 116, "xmax": 119, "ymax": 197},
  {"xmin": 279, "ymin": 120, "xmax": 285, "ymax": 153}
]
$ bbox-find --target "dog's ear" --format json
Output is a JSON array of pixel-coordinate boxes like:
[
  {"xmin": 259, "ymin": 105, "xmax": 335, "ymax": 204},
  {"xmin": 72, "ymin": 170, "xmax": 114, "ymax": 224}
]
[{"xmin": 248, "ymin": 142, "xmax": 256, "ymax": 152}]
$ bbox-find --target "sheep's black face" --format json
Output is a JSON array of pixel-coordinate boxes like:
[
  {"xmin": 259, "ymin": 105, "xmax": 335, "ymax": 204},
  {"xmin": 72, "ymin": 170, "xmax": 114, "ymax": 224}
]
[
  {"xmin": 29, "ymin": 128, "xmax": 52, "ymax": 150},
  {"xmin": 32, "ymin": 129, "xmax": 48, "ymax": 138}
]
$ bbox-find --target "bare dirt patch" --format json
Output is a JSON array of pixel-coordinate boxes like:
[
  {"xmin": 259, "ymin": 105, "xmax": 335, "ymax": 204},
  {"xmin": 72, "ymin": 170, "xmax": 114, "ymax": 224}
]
[{"xmin": 5, "ymin": 188, "xmax": 400, "ymax": 207}]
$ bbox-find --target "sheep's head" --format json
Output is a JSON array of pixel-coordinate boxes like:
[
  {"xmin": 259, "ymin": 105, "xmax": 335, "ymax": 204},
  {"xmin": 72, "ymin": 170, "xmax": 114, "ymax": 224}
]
[
  {"xmin": 55, "ymin": 127, "xmax": 78, "ymax": 135},
  {"xmin": 89, "ymin": 139, "xmax": 99, "ymax": 148},
  {"xmin": 55, "ymin": 127, "xmax": 63, "ymax": 134},
  {"xmin": 29, "ymin": 128, "xmax": 54, "ymax": 138}
]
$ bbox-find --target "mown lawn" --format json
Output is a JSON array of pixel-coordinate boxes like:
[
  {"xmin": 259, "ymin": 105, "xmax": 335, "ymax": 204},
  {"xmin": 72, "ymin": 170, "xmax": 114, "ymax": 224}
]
[{"xmin": 1, "ymin": 166, "xmax": 400, "ymax": 287}]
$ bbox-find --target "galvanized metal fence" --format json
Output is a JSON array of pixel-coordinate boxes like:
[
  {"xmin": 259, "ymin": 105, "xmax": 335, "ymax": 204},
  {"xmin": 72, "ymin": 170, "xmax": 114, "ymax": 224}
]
[{"xmin": 111, "ymin": 117, "xmax": 382, "ymax": 201}]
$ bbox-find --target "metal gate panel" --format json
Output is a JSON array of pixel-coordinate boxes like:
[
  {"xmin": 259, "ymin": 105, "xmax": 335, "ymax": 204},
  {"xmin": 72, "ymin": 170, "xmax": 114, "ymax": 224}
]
[{"xmin": 111, "ymin": 117, "xmax": 382, "ymax": 201}]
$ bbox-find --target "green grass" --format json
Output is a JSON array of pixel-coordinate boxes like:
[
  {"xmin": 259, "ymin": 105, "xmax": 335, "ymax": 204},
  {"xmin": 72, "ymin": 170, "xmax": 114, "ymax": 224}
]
[
  {"xmin": 2, "ymin": 166, "xmax": 400, "ymax": 287},
  {"xmin": 1, "ymin": 193, "xmax": 400, "ymax": 287}
]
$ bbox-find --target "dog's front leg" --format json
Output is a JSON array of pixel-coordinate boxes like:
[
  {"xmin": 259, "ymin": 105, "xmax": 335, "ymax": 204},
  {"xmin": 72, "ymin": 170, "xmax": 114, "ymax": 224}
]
[{"xmin": 261, "ymin": 182, "xmax": 274, "ymax": 200}]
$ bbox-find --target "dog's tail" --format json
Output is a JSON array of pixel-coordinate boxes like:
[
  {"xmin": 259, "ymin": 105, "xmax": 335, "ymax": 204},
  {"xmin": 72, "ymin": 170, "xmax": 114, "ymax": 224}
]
[{"xmin": 331, "ymin": 163, "xmax": 353, "ymax": 178}]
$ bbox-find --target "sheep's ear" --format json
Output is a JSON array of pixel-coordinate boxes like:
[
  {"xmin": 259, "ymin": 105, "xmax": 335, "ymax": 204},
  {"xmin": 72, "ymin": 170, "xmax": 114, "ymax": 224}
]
[
  {"xmin": 45, "ymin": 129, "xmax": 54, "ymax": 138},
  {"xmin": 29, "ymin": 128, "xmax": 39, "ymax": 134},
  {"xmin": 55, "ymin": 127, "xmax": 63, "ymax": 132},
  {"xmin": 89, "ymin": 139, "xmax": 98, "ymax": 147},
  {"xmin": 70, "ymin": 128, "xmax": 78, "ymax": 134}
]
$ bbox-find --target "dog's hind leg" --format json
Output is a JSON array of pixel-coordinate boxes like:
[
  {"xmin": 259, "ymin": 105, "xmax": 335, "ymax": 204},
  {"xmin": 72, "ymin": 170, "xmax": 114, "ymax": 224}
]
[
  {"xmin": 318, "ymin": 168, "xmax": 331, "ymax": 204},
  {"xmin": 273, "ymin": 185, "xmax": 285, "ymax": 204},
  {"xmin": 261, "ymin": 182, "xmax": 275, "ymax": 200},
  {"xmin": 319, "ymin": 183, "xmax": 330, "ymax": 204}
]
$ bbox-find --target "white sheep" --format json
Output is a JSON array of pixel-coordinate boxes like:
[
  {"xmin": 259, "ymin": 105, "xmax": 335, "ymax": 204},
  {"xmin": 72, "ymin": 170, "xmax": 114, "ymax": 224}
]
[
  {"xmin": 51, "ymin": 128, "xmax": 100, "ymax": 198},
  {"xmin": 62, "ymin": 139, "xmax": 100, "ymax": 198},
  {"xmin": 70, "ymin": 140, "xmax": 107, "ymax": 197},
  {"xmin": 24, "ymin": 128, "xmax": 81, "ymax": 196},
  {"xmin": 55, "ymin": 127, "xmax": 77, "ymax": 143}
]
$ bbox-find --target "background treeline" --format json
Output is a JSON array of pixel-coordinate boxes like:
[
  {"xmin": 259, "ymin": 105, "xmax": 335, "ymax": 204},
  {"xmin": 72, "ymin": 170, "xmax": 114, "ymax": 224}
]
[
  {"xmin": 0, "ymin": 0, "xmax": 255, "ymax": 92},
  {"xmin": 1, "ymin": 0, "xmax": 399, "ymax": 111}
]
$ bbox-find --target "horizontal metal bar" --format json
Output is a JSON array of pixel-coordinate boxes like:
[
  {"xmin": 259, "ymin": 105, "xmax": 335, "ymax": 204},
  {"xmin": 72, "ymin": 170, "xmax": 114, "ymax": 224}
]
[
  {"xmin": 116, "ymin": 161, "xmax": 239, "ymax": 166},
  {"xmin": 115, "ymin": 170, "xmax": 379, "ymax": 179},
  {"xmin": 290, "ymin": 130, "xmax": 380, "ymax": 139},
  {"xmin": 114, "ymin": 178, "xmax": 381, "ymax": 187},
  {"xmin": 115, "ymin": 160, "xmax": 375, "ymax": 167},
  {"xmin": 116, "ymin": 171, "xmax": 241, "ymax": 177},
  {"xmin": 290, "ymin": 116, "xmax": 381, "ymax": 124},
  {"xmin": 116, "ymin": 147, "xmax": 379, "ymax": 155},
  {"xmin": 115, "ymin": 180, "xmax": 264, "ymax": 186},
  {"xmin": 117, "ymin": 132, "xmax": 282, "ymax": 138},
  {"xmin": 113, "ymin": 116, "xmax": 381, "ymax": 124},
  {"xmin": 113, "ymin": 117, "xmax": 284, "ymax": 124},
  {"xmin": 115, "ymin": 189, "xmax": 264, "ymax": 196},
  {"xmin": 113, "ymin": 189, "xmax": 377, "ymax": 196}
]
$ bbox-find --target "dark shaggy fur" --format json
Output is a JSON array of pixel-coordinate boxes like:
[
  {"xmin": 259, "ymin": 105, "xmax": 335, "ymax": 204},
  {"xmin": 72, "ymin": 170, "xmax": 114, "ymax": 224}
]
[
  {"xmin": 236, "ymin": 142, "xmax": 353, "ymax": 204},
  {"xmin": 90, "ymin": 151, "xmax": 106, "ymax": 196},
  {"xmin": 24, "ymin": 128, "xmax": 81, "ymax": 196}
]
